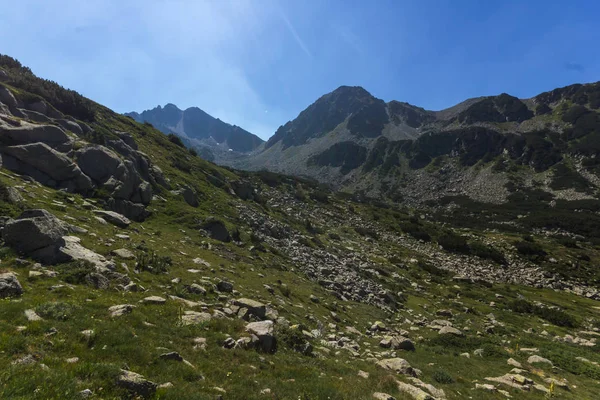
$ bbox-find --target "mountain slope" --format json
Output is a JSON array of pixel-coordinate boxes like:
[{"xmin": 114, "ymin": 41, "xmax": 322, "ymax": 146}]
[
  {"xmin": 1, "ymin": 54, "xmax": 600, "ymax": 399},
  {"xmin": 126, "ymin": 103, "xmax": 263, "ymax": 162},
  {"xmin": 233, "ymin": 83, "xmax": 600, "ymax": 206}
]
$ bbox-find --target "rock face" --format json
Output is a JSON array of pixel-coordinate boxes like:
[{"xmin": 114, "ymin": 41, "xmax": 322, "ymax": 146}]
[
  {"xmin": 0, "ymin": 120, "xmax": 70, "ymax": 147},
  {"xmin": 246, "ymin": 320, "xmax": 276, "ymax": 353},
  {"xmin": 76, "ymin": 145, "xmax": 153, "ymax": 220},
  {"xmin": 0, "ymin": 272, "xmax": 23, "ymax": 298},
  {"xmin": 0, "ymin": 90, "xmax": 157, "ymax": 221},
  {"xmin": 1, "ymin": 143, "xmax": 93, "ymax": 192}
]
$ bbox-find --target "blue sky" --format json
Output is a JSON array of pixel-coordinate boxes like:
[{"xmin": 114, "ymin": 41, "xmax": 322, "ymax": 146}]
[{"xmin": 1, "ymin": 0, "xmax": 599, "ymax": 140}]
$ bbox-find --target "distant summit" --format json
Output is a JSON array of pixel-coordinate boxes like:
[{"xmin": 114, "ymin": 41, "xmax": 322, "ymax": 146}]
[{"xmin": 125, "ymin": 104, "xmax": 263, "ymax": 160}]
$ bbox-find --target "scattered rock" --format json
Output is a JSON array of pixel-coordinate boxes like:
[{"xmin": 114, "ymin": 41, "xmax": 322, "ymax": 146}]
[
  {"xmin": 117, "ymin": 369, "xmax": 157, "ymax": 398},
  {"xmin": 0, "ymin": 272, "xmax": 23, "ymax": 298},
  {"xmin": 181, "ymin": 311, "xmax": 212, "ymax": 325},
  {"xmin": 93, "ymin": 210, "xmax": 131, "ymax": 228},
  {"xmin": 358, "ymin": 370, "xmax": 369, "ymax": 379},
  {"xmin": 528, "ymin": 355, "xmax": 553, "ymax": 366},
  {"xmin": 372, "ymin": 393, "xmax": 396, "ymax": 400},
  {"xmin": 376, "ymin": 358, "xmax": 416, "ymax": 377},
  {"xmin": 217, "ymin": 280, "xmax": 233, "ymax": 293},
  {"xmin": 24, "ymin": 309, "xmax": 42, "ymax": 321},
  {"xmin": 143, "ymin": 296, "xmax": 166, "ymax": 305},
  {"xmin": 234, "ymin": 298, "xmax": 266, "ymax": 320},
  {"xmin": 109, "ymin": 304, "xmax": 135, "ymax": 317},
  {"xmin": 396, "ymin": 380, "xmax": 434, "ymax": 400},
  {"xmin": 438, "ymin": 326, "xmax": 464, "ymax": 336},
  {"xmin": 507, "ymin": 358, "xmax": 523, "ymax": 368},
  {"xmin": 112, "ymin": 248, "xmax": 135, "ymax": 259}
]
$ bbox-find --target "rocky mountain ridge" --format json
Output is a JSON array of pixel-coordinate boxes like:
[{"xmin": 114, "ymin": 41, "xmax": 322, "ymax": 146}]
[
  {"xmin": 232, "ymin": 83, "xmax": 600, "ymax": 207},
  {"xmin": 126, "ymin": 103, "xmax": 263, "ymax": 163},
  {"xmin": 1, "ymin": 53, "xmax": 600, "ymax": 399}
]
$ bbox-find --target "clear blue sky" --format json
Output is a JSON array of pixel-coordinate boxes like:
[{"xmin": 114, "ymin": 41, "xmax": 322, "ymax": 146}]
[{"xmin": 1, "ymin": 0, "xmax": 599, "ymax": 140}]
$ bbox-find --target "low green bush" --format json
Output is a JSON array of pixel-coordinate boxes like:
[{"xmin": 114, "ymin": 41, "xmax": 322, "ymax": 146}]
[
  {"xmin": 432, "ymin": 369, "xmax": 455, "ymax": 384},
  {"xmin": 136, "ymin": 250, "xmax": 173, "ymax": 274},
  {"xmin": 36, "ymin": 302, "xmax": 77, "ymax": 321}
]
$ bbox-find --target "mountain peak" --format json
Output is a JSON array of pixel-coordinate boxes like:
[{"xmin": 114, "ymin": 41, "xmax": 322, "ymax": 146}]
[{"xmin": 126, "ymin": 104, "xmax": 263, "ymax": 154}]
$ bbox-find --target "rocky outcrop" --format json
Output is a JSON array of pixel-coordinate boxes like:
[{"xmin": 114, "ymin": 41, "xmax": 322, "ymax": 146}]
[
  {"xmin": 76, "ymin": 144, "xmax": 153, "ymax": 220},
  {"xmin": 0, "ymin": 120, "xmax": 71, "ymax": 148},
  {"xmin": 2, "ymin": 209, "xmax": 113, "ymax": 268},
  {"xmin": 2, "ymin": 143, "xmax": 93, "ymax": 192}
]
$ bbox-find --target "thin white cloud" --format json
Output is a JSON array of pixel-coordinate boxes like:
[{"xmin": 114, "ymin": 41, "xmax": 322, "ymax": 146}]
[{"xmin": 280, "ymin": 11, "xmax": 312, "ymax": 59}]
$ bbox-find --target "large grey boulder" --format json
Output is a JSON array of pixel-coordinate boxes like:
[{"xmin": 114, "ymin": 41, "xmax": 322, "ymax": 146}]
[
  {"xmin": 0, "ymin": 272, "xmax": 23, "ymax": 298},
  {"xmin": 2, "ymin": 209, "xmax": 112, "ymax": 267},
  {"xmin": 150, "ymin": 165, "xmax": 170, "ymax": 189},
  {"xmin": 25, "ymin": 100, "xmax": 48, "ymax": 115},
  {"xmin": 0, "ymin": 120, "xmax": 70, "ymax": 148},
  {"xmin": 3, "ymin": 209, "xmax": 68, "ymax": 255},
  {"xmin": 106, "ymin": 198, "xmax": 149, "ymax": 222},
  {"xmin": 93, "ymin": 210, "xmax": 131, "ymax": 228},
  {"xmin": 76, "ymin": 145, "xmax": 122, "ymax": 183},
  {"xmin": 56, "ymin": 119, "xmax": 83, "ymax": 136},
  {"xmin": 171, "ymin": 185, "xmax": 198, "ymax": 207},
  {"xmin": 376, "ymin": 358, "xmax": 417, "ymax": 377},
  {"xmin": 1, "ymin": 143, "xmax": 92, "ymax": 192},
  {"xmin": 117, "ymin": 132, "xmax": 138, "ymax": 150},
  {"xmin": 246, "ymin": 320, "xmax": 276, "ymax": 353},
  {"xmin": 234, "ymin": 298, "xmax": 266, "ymax": 319}
]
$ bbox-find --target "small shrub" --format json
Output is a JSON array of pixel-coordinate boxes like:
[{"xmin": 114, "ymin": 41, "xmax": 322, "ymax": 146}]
[
  {"xmin": 508, "ymin": 299, "xmax": 578, "ymax": 328},
  {"xmin": 514, "ymin": 240, "xmax": 547, "ymax": 258},
  {"xmin": 438, "ymin": 233, "xmax": 469, "ymax": 253},
  {"xmin": 278, "ymin": 284, "xmax": 291, "ymax": 298},
  {"xmin": 432, "ymin": 369, "xmax": 455, "ymax": 384},
  {"xmin": 36, "ymin": 302, "xmax": 77, "ymax": 321},
  {"xmin": 400, "ymin": 222, "xmax": 431, "ymax": 242},
  {"xmin": 275, "ymin": 325, "xmax": 311, "ymax": 355},
  {"xmin": 171, "ymin": 156, "xmax": 192, "ymax": 173},
  {"xmin": 354, "ymin": 226, "xmax": 379, "ymax": 240},
  {"xmin": 310, "ymin": 190, "xmax": 330, "ymax": 204},
  {"xmin": 188, "ymin": 147, "xmax": 198, "ymax": 156},
  {"xmin": 417, "ymin": 260, "xmax": 450, "ymax": 277},
  {"xmin": 57, "ymin": 260, "xmax": 96, "ymax": 285},
  {"xmin": 469, "ymin": 241, "xmax": 507, "ymax": 264},
  {"xmin": 136, "ymin": 250, "xmax": 172, "ymax": 274}
]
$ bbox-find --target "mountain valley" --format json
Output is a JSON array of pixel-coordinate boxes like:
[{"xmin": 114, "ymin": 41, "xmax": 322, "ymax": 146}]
[{"xmin": 0, "ymin": 53, "xmax": 599, "ymax": 400}]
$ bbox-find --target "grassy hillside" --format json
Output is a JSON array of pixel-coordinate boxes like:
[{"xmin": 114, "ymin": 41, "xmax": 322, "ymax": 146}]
[{"xmin": 1, "ymin": 55, "xmax": 600, "ymax": 399}]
